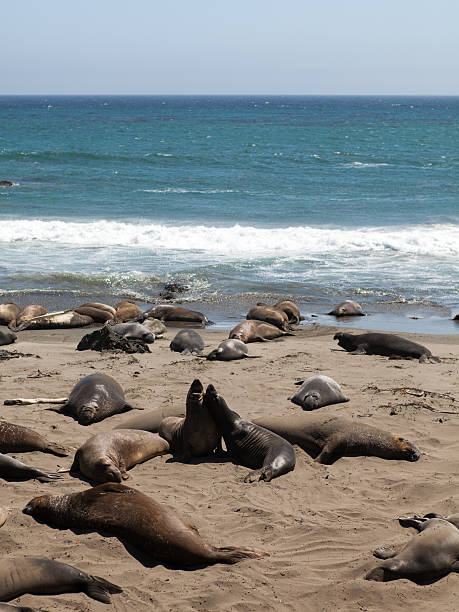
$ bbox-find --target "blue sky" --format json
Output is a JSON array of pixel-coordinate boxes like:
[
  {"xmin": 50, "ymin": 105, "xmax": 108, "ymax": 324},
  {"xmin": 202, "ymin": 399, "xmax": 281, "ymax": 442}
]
[{"xmin": 2, "ymin": 0, "xmax": 458, "ymax": 94}]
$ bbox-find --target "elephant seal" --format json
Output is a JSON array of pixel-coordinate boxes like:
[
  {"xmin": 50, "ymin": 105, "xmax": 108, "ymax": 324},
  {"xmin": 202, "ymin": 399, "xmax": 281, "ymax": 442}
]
[
  {"xmin": 0, "ymin": 303, "xmax": 20, "ymax": 327},
  {"xmin": 246, "ymin": 305, "xmax": 291, "ymax": 331},
  {"xmin": 0, "ymin": 421, "xmax": 69, "ymax": 456},
  {"xmin": 72, "ymin": 430, "xmax": 170, "ymax": 483},
  {"xmin": 114, "ymin": 405, "xmax": 185, "ymax": 432},
  {"xmin": 142, "ymin": 317, "xmax": 167, "ymax": 337},
  {"xmin": 334, "ymin": 331, "xmax": 440, "ymax": 363},
  {"xmin": 159, "ymin": 379, "xmax": 220, "ymax": 461},
  {"xmin": 114, "ymin": 300, "xmax": 143, "ymax": 322},
  {"xmin": 0, "ymin": 506, "xmax": 7, "ymax": 528},
  {"xmin": 11, "ymin": 310, "xmax": 94, "ymax": 331},
  {"xmin": 170, "ymin": 329, "xmax": 205, "ymax": 355},
  {"xmin": 366, "ymin": 514, "xmax": 459, "ymax": 584},
  {"xmin": 15, "ymin": 305, "xmax": 47, "ymax": 327},
  {"xmin": 272, "ymin": 300, "xmax": 303, "ymax": 324},
  {"xmin": 23, "ymin": 483, "xmax": 268, "ymax": 567},
  {"xmin": 206, "ymin": 339, "xmax": 257, "ymax": 361},
  {"xmin": 0, "ymin": 180, "xmax": 14, "ymax": 187},
  {"xmin": 288, "ymin": 375, "xmax": 349, "ymax": 410},
  {"xmin": 229, "ymin": 320, "xmax": 295, "ymax": 343},
  {"xmin": 0, "ymin": 453, "xmax": 61, "ymax": 482},
  {"xmin": 253, "ymin": 414, "xmax": 420, "ymax": 464},
  {"xmin": 204, "ymin": 384, "xmax": 296, "ymax": 482},
  {"xmin": 328, "ymin": 300, "xmax": 365, "ymax": 316},
  {"xmin": 144, "ymin": 305, "xmax": 211, "ymax": 327},
  {"xmin": 79, "ymin": 302, "xmax": 116, "ymax": 316},
  {"xmin": 0, "ymin": 558, "xmax": 122, "ymax": 603},
  {"xmin": 74, "ymin": 305, "xmax": 114, "ymax": 322},
  {"xmin": 0, "ymin": 329, "xmax": 16, "ymax": 346},
  {"xmin": 55, "ymin": 373, "xmax": 135, "ymax": 425},
  {"xmin": 109, "ymin": 321, "xmax": 155, "ymax": 343}
]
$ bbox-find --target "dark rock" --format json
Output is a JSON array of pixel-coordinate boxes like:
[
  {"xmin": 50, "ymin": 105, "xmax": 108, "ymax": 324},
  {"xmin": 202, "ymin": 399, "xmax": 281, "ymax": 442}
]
[{"xmin": 76, "ymin": 326, "xmax": 151, "ymax": 353}]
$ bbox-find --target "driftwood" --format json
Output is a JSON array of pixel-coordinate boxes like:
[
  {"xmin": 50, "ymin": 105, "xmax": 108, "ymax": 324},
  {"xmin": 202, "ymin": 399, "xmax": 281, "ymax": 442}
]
[
  {"xmin": 77, "ymin": 325, "xmax": 150, "ymax": 353},
  {"xmin": 4, "ymin": 397, "xmax": 68, "ymax": 406},
  {"xmin": 0, "ymin": 350, "xmax": 36, "ymax": 360}
]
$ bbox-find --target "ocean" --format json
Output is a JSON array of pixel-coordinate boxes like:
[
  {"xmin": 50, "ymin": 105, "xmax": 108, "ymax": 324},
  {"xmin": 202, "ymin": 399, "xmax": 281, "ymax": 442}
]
[{"xmin": 0, "ymin": 95, "xmax": 458, "ymax": 333}]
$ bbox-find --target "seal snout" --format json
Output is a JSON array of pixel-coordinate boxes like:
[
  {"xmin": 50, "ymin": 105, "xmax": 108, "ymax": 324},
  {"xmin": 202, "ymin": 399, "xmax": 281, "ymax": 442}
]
[{"xmin": 22, "ymin": 502, "xmax": 33, "ymax": 515}]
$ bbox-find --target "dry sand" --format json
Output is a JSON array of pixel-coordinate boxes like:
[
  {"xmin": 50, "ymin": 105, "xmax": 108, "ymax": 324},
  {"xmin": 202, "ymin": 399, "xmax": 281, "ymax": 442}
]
[{"xmin": 1, "ymin": 323, "xmax": 458, "ymax": 611}]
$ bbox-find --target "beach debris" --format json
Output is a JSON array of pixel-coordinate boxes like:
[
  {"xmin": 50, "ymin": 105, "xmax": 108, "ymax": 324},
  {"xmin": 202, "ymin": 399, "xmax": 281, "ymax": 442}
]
[
  {"xmin": 77, "ymin": 325, "xmax": 150, "ymax": 353},
  {"xmin": 4, "ymin": 397, "xmax": 68, "ymax": 406},
  {"xmin": 0, "ymin": 349, "xmax": 36, "ymax": 360}
]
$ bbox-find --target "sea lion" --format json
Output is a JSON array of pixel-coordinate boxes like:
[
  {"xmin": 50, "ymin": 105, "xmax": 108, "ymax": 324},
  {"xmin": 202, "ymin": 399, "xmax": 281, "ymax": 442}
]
[
  {"xmin": 229, "ymin": 320, "xmax": 294, "ymax": 343},
  {"xmin": 24, "ymin": 483, "xmax": 267, "ymax": 567},
  {"xmin": 334, "ymin": 331, "xmax": 440, "ymax": 363},
  {"xmin": 366, "ymin": 514, "xmax": 459, "ymax": 584},
  {"xmin": 109, "ymin": 321, "xmax": 155, "ymax": 343},
  {"xmin": 169, "ymin": 329, "xmax": 205, "ymax": 355},
  {"xmin": 114, "ymin": 301, "xmax": 143, "ymax": 322},
  {"xmin": 142, "ymin": 317, "xmax": 167, "ymax": 337},
  {"xmin": 288, "ymin": 375, "xmax": 349, "ymax": 410},
  {"xmin": 159, "ymin": 379, "xmax": 220, "ymax": 461},
  {"xmin": 328, "ymin": 300, "xmax": 365, "ymax": 316},
  {"xmin": 55, "ymin": 373, "xmax": 135, "ymax": 425},
  {"xmin": 0, "ymin": 329, "xmax": 16, "ymax": 346},
  {"xmin": 206, "ymin": 339, "xmax": 257, "ymax": 361},
  {"xmin": 0, "ymin": 558, "xmax": 122, "ymax": 603},
  {"xmin": 246, "ymin": 305, "xmax": 291, "ymax": 331},
  {"xmin": 0, "ymin": 303, "xmax": 20, "ymax": 327},
  {"xmin": 0, "ymin": 453, "xmax": 61, "ymax": 482},
  {"xmin": 253, "ymin": 414, "xmax": 420, "ymax": 464},
  {"xmin": 204, "ymin": 384, "xmax": 296, "ymax": 482},
  {"xmin": 0, "ymin": 506, "xmax": 7, "ymax": 528},
  {"xmin": 74, "ymin": 305, "xmax": 114, "ymax": 322},
  {"xmin": 272, "ymin": 300, "xmax": 303, "ymax": 324},
  {"xmin": 72, "ymin": 430, "xmax": 170, "ymax": 483},
  {"xmin": 0, "ymin": 421, "xmax": 69, "ymax": 456},
  {"xmin": 114, "ymin": 405, "xmax": 185, "ymax": 432},
  {"xmin": 144, "ymin": 305, "xmax": 211, "ymax": 327},
  {"xmin": 11, "ymin": 310, "xmax": 94, "ymax": 331}
]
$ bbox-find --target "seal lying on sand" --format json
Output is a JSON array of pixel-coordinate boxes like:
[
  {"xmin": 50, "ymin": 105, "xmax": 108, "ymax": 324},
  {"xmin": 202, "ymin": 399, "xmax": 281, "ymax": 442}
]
[
  {"xmin": 159, "ymin": 379, "xmax": 220, "ymax": 461},
  {"xmin": 206, "ymin": 339, "xmax": 257, "ymax": 361},
  {"xmin": 204, "ymin": 384, "xmax": 296, "ymax": 482},
  {"xmin": 253, "ymin": 414, "xmax": 420, "ymax": 464},
  {"xmin": 334, "ymin": 331, "xmax": 440, "ymax": 363},
  {"xmin": 15, "ymin": 305, "xmax": 47, "ymax": 327},
  {"xmin": 0, "ymin": 303, "xmax": 20, "ymax": 327},
  {"xmin": 0, "ymin": 421, "xmax": 69, "ymax": 456},
  {"xmin": 115, "ymin": 301, "xmax": 143, "ymax": 322},
  {"xmin": 246, "ymin": 305, "xmax": 291, "ymax": 331},
  {"xmin": 11, "ymin": 310, "xmax": 94, "ymax": 331},
  {"xmin": 72, "ymin": 430, "xmax": 170, "ymax": 483},
  {"xmin": 142, "ymin": 317, "xmax": 167, "ymax": 337},
  {"xmin": 0, "ymin": 329, "xmax": 16, "ymax": 346},
  {"xmin": 229, "ymin": 320, "xmax": 294, "ymax": 343},
  {"xmin": 170, "ymin": 329, "xmax": 205, "ymax": 355},
  {"xmin": 272, "ymin": 300, "xmax": 303, "ymax": 324},
  {"xmin": 23, "ymin": 483, "xmax": 268, "ymax": 567},
  {"xmin": 109, "ymin": 321, "xmax": 155, "ymax": 343},
  {"xmin": 144, "ymin": 305, "xmax": 211, "ymax": 327},
  {"xmin": 288, "ymin": 375, "xmax": 349, "ymax": 410},
  {"xmin": 74, "ymin": 305, "xmax": 114, "ymax": 322},
  {"xmin": 0, "ymin": 453, "xmax": 61, "ymax": 482},
  {"xmin": 366, "ymin": 514, "xmax": 459, "ymax": 584},
  {"xmin": 0, "ymin": 558, "xmax": 122, "ymax": 603},
  {"xmin": 114, "ymin": 405, "xmax": 185, "ymax": 432},
  {"xmin": 328, "ymin": 300, "xmax": 365, "ymax": 316}
]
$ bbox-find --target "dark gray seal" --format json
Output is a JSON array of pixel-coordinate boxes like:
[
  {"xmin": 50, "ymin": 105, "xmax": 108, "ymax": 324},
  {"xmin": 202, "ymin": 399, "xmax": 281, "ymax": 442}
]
[
  {"xmin": 328, "ymin": 300, "xmax": 365, "ymax": 316},
  {"xmin": 0, "ymin": 453, "xmax": 61, "ymax": 482},
  {"xmin": 0, "ymin": 558, "xmax": 122, "ymax": 603},
  {"xmin": 253, "ymin": 414, "xmax": 420, "ymax": 464},
  {"xmin": 288, "ymin": 375, "xmax": 349, "ymax": 410},
  {"xmin": 144, "ymin": 305, "xmax": 211, "ymax": 327},
  {"xmin": 207, "ymin": 339, "xmax": 257, "ymax": 361},
  {"xmin": 0, "ymin": 330, "xmax": 16, "ymax": 346},
  {"xmin": 0, "ymin": 421, "xmax": 69, "ymax": 456},
  {"xmin": 114, "ymin": 405, "xmax": 185, "ymax": 432},
  {"xmin": 169, "ymin": 329, "xmax": 205, "ymax": 355},
  {"xmin": 55, "ymin": 373, "xmax": 135, "ymax": 425},
  {"xmin": 204, "ymin": 384, "xmax": 296, "ymax": 482},
  {"xmin": 229, "ymin": 320, "xmax": 294, "ymax": 343},
  {"xmin": 334, "ymin": 331, "xmax": 440, "ymax": 363},
  {"xmin": 109, "ymin": 321, "xmax": 155, "ymax": 343}
]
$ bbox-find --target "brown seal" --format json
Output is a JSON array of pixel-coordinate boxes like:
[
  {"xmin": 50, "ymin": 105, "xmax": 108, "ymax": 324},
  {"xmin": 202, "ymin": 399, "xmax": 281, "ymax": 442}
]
[
  {"xmin": 0, "ymin": 506, "xmax": 7, "ymax": 528},
  {"xmin": 0, "ymin": 303, "xmax": 20, "ymax": 327},
  {"xmin": 114, "ymin": 405, "xmax": 185, "ymax": 432},
  {"xmin": 0, "ymin": 557, "xmax": 122, "ymax": 603},
  {"xmin": 74, "ymin": 305, "xmax": 114, "ymax": 322},
  {"xmin": 0, "ymin": 421, "xmax": 69, "ymax": 456},
  {"xmin": 159, "ymin": 379, "xmax": 220, "ymax": 461},
  {"xmin": 272, "ymin": 300, "xmax": 303, "ymax": 324},
  {"xmin": 246, "ymin": 305, "xmax": 291, "ymax": 330},
  {"xmin": 334, "ymin": 331, "xmax": 440, "ymax": 363},
  {"xmin": 0, "ymin": 453, "xmax": 61, "ymax": 482},
  {"xmin": 114, "ymin": 300, "xmax": 143, "ymax": 322},
  {"xmin": 229, "ymin": 320, "xmax": 294, "ymax": 343},
  {"xmin": 72, "ymin": 429, "xmax": 170, "ymax": 483},
  {"xmin": 15, "ymin": 305, "xmax": 47, "ymax": 327},
  {"xmin": 143, "ymin": 305, "xmax": 211, "ymax": 327},
  {"xmin": 328, "ymin": 300, "xmax": 365, "ymax": 316},
  {"xmin": 79, "ymin": 302, "xmax": 116, "ymax": 316},
  {"xmin": 253, "ymin": 414, "xmax": 420, "ymax": 464},
  {"xmin": 23, "ymin": 483, "xmax": 268, "ymax": 567}
]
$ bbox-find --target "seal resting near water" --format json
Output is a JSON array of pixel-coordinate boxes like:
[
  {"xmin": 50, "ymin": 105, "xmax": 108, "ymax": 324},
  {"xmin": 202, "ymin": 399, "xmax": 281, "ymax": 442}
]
[
  {"xmin": 0, "ymin": 558, "xmax": 122, "ymax": 603},
  {"xmin": 159, "ymin": 379, "xmax": 220, "ymax": 461},
  {"xmin": 334, "ymin": 331, "xmax": 440, "ymax": 362},
  {"xmin": 23, "ymin": 483, "xmax": 268, "ymax": 567},
  {"xmin": 253, "ymin": 414, "xmax": 420, "ymax": 464},
  {"xmin": 115, "ymin": 300, "xmax": 143, "ymax": 322},
  {"xmin": 229, "ymin": 320, "xmax": 294, "ymax": 343},
  {"xmin": 0, "ymin": 453, "xmax": 61, "ymax": 482},
  {"xmin": 72, "ymin": 430, "xmax": 170, "ymax": 483},
  {"xmin": 366, "ymin": 514, "xmax": 459, "ymax": 584},
  {"xmin": 170, "ymin": 329, "xmax": 205, "ymax": 355},
  {"xmin": 144, "ymin": 305, "xmax": 211, "ymax": 327},
  {"xmin": 74, "ymin": 305, "xmax": 114, "ymax": 322},
  {"xmin": 204, "ymin": 384, "xmax": 296, "ymax": 482},
  {"xmin": 14, "ymin": 305, "xmax": 47, "ymax": 327},
  {"xmin": 288, "ymin": 375, "xmax": 349, "ymax": 410},
  {"xmin": 55, "ymin": 373, "xmax": 135, "ymax": 425},
  {"xmin": 0, "ymin": 303, "xmax": 20, "ymax": 327},
  {"xmin": 206, "ymin": 339, "xmax": 256, "ymax": 361},
  {"xmin": 108, "ymin": 321, "xmax": 155, "ymax": 343},
  {"xmin": 142, "ymin": 317, "xmax": 167, "ymax": 337},
  {"xmin": 114, "ymin": 405, "xmax": 185, "ymax": 432},
  {"xmin": 246, "ymin": 305, "xmax": 291, "ymax": 331},
  {"xmin": 272, "ymin": 300, "xmax": 303, "ymax": 324},
  {"xmin": 0, "ymin": 329, "xmax": 16, "ymax": 346},
  {"xmin": 328, "ymin": 300, "xmax": 365, "ymax": 316},
  {"xmin": 0, "ymin": 421, "xmax": 69, "ymax": 456},
  {"xmin": 11, "ymin": 310, "xmax": 94, "ymax": 331}
]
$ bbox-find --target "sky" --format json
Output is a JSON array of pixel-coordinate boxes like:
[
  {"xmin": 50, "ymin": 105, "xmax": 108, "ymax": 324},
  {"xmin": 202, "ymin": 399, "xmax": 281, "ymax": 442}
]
[{"xmin": 1, "ymin": 0, "xmax": 458, "ymax": 95}]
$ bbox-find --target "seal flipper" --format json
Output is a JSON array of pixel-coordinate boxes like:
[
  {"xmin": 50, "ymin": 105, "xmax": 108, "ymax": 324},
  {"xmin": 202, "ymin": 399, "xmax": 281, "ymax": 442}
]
[
  {"xmin": 85, "ymin": 575, "xmax": 123, "ymax": 603},
  {"xmin": 45, "ymin": 442, "xmax": 70, "ymax": 457},
  {"xmin": 373, "ymin": 546, "xmax": 398, "ymax": 559},
  {"xmin": 350, "ymin": 344, "xmax": 368, "ymax": 355},
  {"xmin": 314, "ymin": 441, "xmax": 342, "ymax": 465},
  {"xmin": 211, "ymin": 546, "xmax": 269, "ymax": 564}
]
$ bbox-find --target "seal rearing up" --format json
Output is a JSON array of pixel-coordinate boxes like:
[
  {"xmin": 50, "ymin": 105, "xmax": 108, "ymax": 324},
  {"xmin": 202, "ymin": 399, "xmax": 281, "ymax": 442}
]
[{"xmin": 203, "ymin": 384, "xmax": 296, "ymax": 482}]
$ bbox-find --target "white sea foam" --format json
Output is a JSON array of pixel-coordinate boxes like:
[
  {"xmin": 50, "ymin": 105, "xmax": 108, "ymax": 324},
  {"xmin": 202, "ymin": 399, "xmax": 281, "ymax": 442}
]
[{"xmin": 2, "ymin": 220, "xmax": 459, "ymax": 259}]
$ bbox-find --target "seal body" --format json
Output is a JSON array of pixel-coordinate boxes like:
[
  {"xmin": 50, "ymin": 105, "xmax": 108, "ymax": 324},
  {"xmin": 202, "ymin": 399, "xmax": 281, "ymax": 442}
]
[
  {"xmin": 144, "ymin": 305, "xmax": 210, "ymax": 326},
  {"xmin": 0, "ymin": 453, "xmax": 61, "ymax": 482},
  {"xmin": 204, "ymin": 384, "xmax": 296, "ymax": 482},
  {"xmin": 169, "ymin": 329, "xmax": 205, "ymax": 355},
  {"xmin": 229, "ymin": 320, "xmax": 294, "ymax": 343},
  {"xmin": 74, "ymin": 305, "xmax": 113, "ymax": 322},
  {"xmin": 334, "ymin": 331, "xmax": 439, "ymax": 362},
  {"xmin": 15, "ymin": 305, "xmax": 47, "ymax": 327},
  {"xmin": 12, "ymin": 310, "xmax": 94, "ymax": 331},
  {"xmin": 142, "ymin": 317, "xmax": 167, "ymax": 337},
  {"xmin": 288, "ymin": 375, "xmax": 349, "ymax": 410},
  {"xmin": 328, "ymin": 300, "xmax": 365, "ymax": 316},
  {"xmin": 23, "ymin": 483, "xmax": 268, "ymax": 567},
  {"xmin": 72, "ymin": 429, "xmax": 170, "ymax": 483},
  {"xmin": 253, "ymin": 414, "xmax": 420, "ymax": 464},
  {"xmin": 114, "ymin": 405, "xmax": 185, "ymax": 432},
  {"xmin": 206, "ymin": 339, "xmax": 251, "ymax": 361},
  {"xmin": 159, "ymin": 379, "xmax": 220, "ymax": 461},
  {"xmin": 78, "ymin": 302, "xmax": 116, "ymax": 316},
  {"xmin": 110, "ymin": 322, "xmax": 155, "ymax": 343},
  {"xmin": 0, "ymin": 329, "xmax": 16, "ymax": 346},
  {"xmin": 272, "ymin": 300, "xmax": 303, "ymax": 324},
  {"xmin": 0, "ymin": 421, "xmax": 68, "ymax": 456},
  {"xmin": 0, "ymin": 558, "xmax": 122, "ymax": 603},
  {"xmin": 0, "ymin": 604, "xmax": 38, "ymax": 611},
  {"xmin": 246, "ymin": 305, "xmax": 291, "ymax": 331},
  {"xmin": 114, "ymin": 300, "xmax": 143, "ymax": 322},
  {"xmin": 0, "ymin": 303, "xmax": 20, "ymax": 327},
  {"xmin": 58, "ymin": 373, "xmax": 134, "ymax": 425}
]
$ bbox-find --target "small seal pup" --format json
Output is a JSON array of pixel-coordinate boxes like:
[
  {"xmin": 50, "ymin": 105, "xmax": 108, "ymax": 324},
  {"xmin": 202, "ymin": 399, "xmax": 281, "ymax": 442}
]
[
  {"xmin": 144, "ymin": 305, "xmax": 211, "ymax": 327},
  {"xmin": 0, "ymin": 421, "xmax": 69, "ymax": 456},
  {"xmin": 0, "ymin": 506, "xmax": 8, "ymax": 528},
  {"xmin": 246, "ymin": 305, "xmax": 291, "ymax": 331},
  {"xmin": 71, "ymin": 430, "xmax": 170, "ymax": 483},
  {"xmin": 229, "ymin": 320, "xmax": 295, "ymax": 343},
  {"xmin": 114, "ymin": 405, "xmax": 185, "ymax": 432},
  {"xmin": 204, "ymin": 384, "xmax": 296, "ymax": 482},
  {"xmin": 170, "ymin": 329, "xmax": 205, "ymax": 355},
  {"xmin": 0, "ymin": 558, "xmax": 122, "ymax": 603},
  {"xmin": 288, "ymin": 375, "xmax": 349, "ymax": 410},
  {"xmin": 159, "ymin": 379, "xmax": 220, "ymax": 461},
  {"xmin": 109, "ymin": 321, "xmax": 155, "ymax": 343},
  {"xmin": 334, "ymin": 331, "xmax": 440, "ymax": 363},
  {"xmin": 55, "ymin": 373, "xmax": 135, "ymax": 425},
  {"xmin": 0, "ymin": 453, "xmax": 61, "ymax": 482},
  {"xmin": 366, "ymin": 514, "xmax": 459, "ymax": 584},
  {"xmin": 206, "ymin": 339, "xmax": 258, "ymax": 361},
  {"xmin": 253, "ymin": 414, "xmax": 420, "ymax": 464},
  {"xmin": 23, "ymin": 483, "xmax": 268, "ymax": 567},
  {"xmin": 0, "ymin": 303, "xmax": 20, "ymax": 327},
  {"xmin": 328, "ymin": 300, "xmax": 365, "ymax": 316},
  {"xmin": 0, "ymin": 329, "xmax": 16, "ymax": 346}
]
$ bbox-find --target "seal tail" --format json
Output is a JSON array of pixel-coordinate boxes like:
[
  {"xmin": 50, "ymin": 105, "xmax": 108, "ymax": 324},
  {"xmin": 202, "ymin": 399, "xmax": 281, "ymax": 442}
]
[
  {"xmin": 85, "ymin": 575, "xmax": 123, "ymax": 603},
  {"xmin": 212, "ymin": 546, "xmax": 269, "ymax": 564},
  {"xmin": 45, "ymin": 442, "xmax": 70, "ymax": 457}
]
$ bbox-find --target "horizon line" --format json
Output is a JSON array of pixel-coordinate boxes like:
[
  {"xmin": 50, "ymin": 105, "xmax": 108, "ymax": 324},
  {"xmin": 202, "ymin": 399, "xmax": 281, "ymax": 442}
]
[{"xmin": 1, "ymin": 93, "xmax": 459, "ymax": 98}]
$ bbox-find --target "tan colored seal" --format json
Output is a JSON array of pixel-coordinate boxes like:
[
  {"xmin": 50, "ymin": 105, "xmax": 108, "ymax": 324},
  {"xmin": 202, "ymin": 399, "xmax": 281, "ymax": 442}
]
[
  {"xmin": 0, "ymin": 421, "xmax": 69, "ymax": 456},
  {"xmin": 0, "ymin": 303, "xmax": 20, "ymax": 327},
  {"xmin": 246, "ymin": 305, "xmax": 291, "ymax": 330},
  {"xmin": 114, "ymin": 300, "xmax": 142, "ymax": 322},
  {"xmin": 15, "ymin": 305, "xmax": 47, "ymax": 327},
  {"xmin": 229, "ymin": 320, "xmax": 294, "ymax": 343},
  {"xmin": 74, "ymin": 305, "xmax": 114, "ymax": 322}
]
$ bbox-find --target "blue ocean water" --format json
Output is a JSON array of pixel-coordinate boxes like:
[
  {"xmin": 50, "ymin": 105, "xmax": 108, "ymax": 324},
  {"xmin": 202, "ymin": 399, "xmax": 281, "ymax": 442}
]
[{"xmin": 0, "ymin": 95, "xmax": 458, "ymax": 332}]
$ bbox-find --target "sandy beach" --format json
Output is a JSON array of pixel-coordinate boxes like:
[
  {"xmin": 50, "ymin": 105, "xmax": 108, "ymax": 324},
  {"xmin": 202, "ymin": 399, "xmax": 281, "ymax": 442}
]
[{"xmin": 1, "ymin": 323, "xmax": 459, "ymax": 611}]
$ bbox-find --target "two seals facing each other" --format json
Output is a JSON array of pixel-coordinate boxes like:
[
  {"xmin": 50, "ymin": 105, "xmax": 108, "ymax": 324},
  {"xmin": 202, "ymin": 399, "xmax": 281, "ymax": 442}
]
[
  {"xmin": 289, "ymin": 375, "xmax": 349, "ymax": 410},
  {"xmin": 334, "ymin": 332, "xmax": 440, "ymax": 363}
]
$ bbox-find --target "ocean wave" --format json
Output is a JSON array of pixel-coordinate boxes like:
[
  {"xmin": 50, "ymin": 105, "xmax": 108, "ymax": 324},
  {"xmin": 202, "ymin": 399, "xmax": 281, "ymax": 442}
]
[
  {"xmin": 1, "ymin": 220, "xmax": 458, "ymax": 258},
  {"xmin": 142, "ymin": 188, "xmax": 240, "ymax": 194}
]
